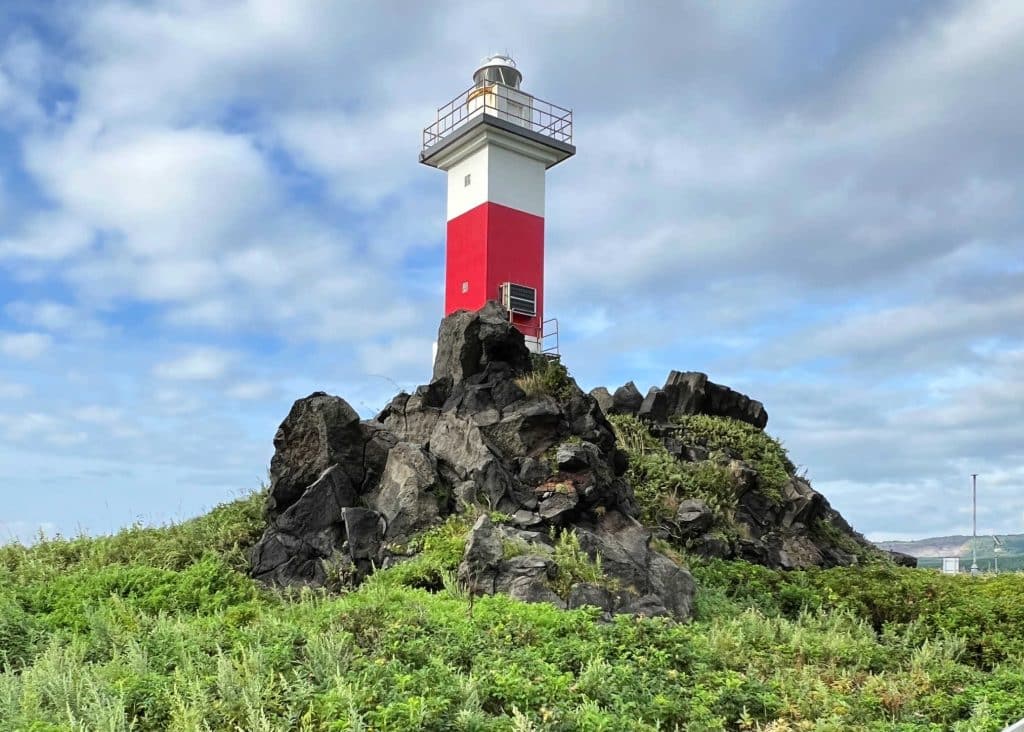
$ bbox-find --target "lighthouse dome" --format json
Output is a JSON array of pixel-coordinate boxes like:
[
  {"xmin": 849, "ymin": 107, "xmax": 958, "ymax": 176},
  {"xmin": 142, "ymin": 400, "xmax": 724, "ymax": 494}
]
[{"xmin": 473, "ymin": 54, "xmax": 522, "ymax": 89}]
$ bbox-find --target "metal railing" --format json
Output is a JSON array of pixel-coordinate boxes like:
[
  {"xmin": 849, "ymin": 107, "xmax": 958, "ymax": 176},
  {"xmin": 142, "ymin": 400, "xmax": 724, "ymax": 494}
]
[
  {"xmin": 508, "ymin": 314, "xmax": 560, "ymax": 357},
  {"xmin": 423, "ymin": 82, "xmax": 573, "ymax": 151}
]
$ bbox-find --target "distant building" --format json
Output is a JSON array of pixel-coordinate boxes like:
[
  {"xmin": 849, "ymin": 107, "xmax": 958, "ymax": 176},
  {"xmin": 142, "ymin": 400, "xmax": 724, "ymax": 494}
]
[{"xmin": 941, "ymin": 557, "xmax": 960, "ymax": 574}]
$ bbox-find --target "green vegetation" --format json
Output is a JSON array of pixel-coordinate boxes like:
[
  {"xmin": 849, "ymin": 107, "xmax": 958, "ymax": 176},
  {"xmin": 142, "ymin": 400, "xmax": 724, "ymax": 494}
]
[
  {"xmin": 547, "ymin": 529, "xmax": 611, "ymax": 599},
  {"xmin": 515, "ymin": 354, "xmax": 577, "ymax": 402},
  {"xmin": 671, "ymin": 414, "xmax": 794, "ymax": 503},
  {"xmin": 609, "ymin": 414, "xmax": 739, "ymax": 528},
  {"xmin": 2, "ymin": 491, "xmax": 1023, "ymax": 730}
]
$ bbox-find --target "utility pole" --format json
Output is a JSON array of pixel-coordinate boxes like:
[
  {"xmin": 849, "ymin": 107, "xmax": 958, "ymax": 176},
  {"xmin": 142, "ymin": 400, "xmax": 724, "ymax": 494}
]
[{"xmin": 971, "ymin": 473, "xmax": 979, "ymax": 576}]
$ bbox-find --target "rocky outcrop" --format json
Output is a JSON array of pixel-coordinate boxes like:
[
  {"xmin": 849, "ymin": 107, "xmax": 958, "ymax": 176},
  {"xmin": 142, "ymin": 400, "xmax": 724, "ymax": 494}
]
[
  {"xmin": 252, "ymin": 299, "xmax": 892, "ymax": 612},
  {"xmin": 250, "ymin": 301, "xmax": 697, "ymax": 619},
  {"xmin": 606, "ymin": 371, "xmax": 767, "ymax": 430}
]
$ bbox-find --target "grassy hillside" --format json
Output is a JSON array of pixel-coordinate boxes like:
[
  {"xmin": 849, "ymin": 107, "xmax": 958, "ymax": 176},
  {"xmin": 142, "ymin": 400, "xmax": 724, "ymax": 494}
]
[{"xmin": 2, "ymin": 492, "xmax": 1024, "ymax": 731}]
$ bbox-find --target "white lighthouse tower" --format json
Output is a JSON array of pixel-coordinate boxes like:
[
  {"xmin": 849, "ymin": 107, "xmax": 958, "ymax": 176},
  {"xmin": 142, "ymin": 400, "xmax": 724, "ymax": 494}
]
[{"xmin": 421, "ymin": 55, "xmax": 575, "ymax": 353}]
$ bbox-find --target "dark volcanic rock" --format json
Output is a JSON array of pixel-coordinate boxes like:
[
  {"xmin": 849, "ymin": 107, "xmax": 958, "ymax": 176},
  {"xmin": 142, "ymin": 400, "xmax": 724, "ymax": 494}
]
[
  {"xmin": 672, "ymin": 498, "xmax": 714, "ymax": 540},
  {"xmin": 611, "ymin": 381, "xmax": 644, "ymax": 416},
  {"xmin": 252, "ymin": 302, "xmax": 875, "ymax": 612},
  {"xmin": 662, "ymin": 370, "xmax": 768, "ymax": 429},
  {"xmin": 458, "ymin": 513, "xmax": 694, "ymax": 620},
  {"xmin": 638, "ymin": 386, "xmax": 670, "ymax": 424},
  {"xmin": 887, "ymin": 550, "xmax": 918, "ymax": 568},
  {"xmin": 251, "ymin": 391, "xmax": 398, "ymax": 587},
  {"xmin": 266, "ymin": 393, "xmax": 363, "ymax": 516},
  {"xmin": 589, "ymin": 387, "xmax": 614, "ymax": 415},
  {"xmin": 432, "ymin": 300, "xmax": 532, "ymax": 385},
  {"xmin": 367, "ymin": 442, "xmax": 445, "ymax": 540}
]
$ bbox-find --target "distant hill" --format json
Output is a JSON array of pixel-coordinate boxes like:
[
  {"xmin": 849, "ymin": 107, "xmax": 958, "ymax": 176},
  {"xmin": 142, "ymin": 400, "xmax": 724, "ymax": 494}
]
[{"xmin": 876, "ymin": 533, "xmax": 1024, "ymax": 558}]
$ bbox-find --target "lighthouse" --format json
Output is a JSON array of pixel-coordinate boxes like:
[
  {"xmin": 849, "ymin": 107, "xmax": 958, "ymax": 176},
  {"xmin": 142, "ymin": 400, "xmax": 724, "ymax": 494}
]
[{"xmin": 421, "ymin": 55, "xmax": 575, "ymax": 353}]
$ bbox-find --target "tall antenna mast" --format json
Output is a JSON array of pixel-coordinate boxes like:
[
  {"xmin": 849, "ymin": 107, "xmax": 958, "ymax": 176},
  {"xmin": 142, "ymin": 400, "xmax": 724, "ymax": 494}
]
[{"xmin": 971, "ymin": 473, "xmax": 979, "ymax": 576}]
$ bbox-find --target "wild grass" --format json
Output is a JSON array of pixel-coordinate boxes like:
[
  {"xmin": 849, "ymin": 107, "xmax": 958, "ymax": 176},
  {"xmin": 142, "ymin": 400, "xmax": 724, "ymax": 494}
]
[{"xmin": 1, "ymin": 490, "xmax": 1023, "ymax": 730}]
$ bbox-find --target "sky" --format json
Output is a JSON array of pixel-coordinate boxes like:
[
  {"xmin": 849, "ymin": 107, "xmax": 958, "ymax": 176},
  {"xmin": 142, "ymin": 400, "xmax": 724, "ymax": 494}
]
[{"xmin": 0, "ymin": 0, "xmax": 1021, "ymax": 544}]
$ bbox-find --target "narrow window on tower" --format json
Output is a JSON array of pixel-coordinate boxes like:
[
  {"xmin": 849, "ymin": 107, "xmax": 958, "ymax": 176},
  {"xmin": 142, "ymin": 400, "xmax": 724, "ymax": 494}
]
[
  {"xmin": 461, "ymin": 281, "xmax": 470, "ymax": 294},
  {"xmin": 464, "ymin": 174, "xmax": 471, "ymax": 187}
]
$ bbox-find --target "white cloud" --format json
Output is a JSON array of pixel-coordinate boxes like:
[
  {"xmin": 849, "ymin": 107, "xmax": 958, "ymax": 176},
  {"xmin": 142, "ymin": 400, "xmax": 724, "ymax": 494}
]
[
  {"xmin": 0, "ymin": 0, "xmax": 1021, "ymax": 544},
  {"xmin": 153, "ymin": 348, "xmax": 234, "ymax": 381},
  {"xmin": 225, "ymin": 381, "xmax": 274, "ymax": 400},
  {"xmin": 0, "ymin": 332, "xmax": 53, "ymax": 359},
  {"xmin": 0, "ymin": 380, "xmax": 31, "ymax": 400},
  {"xmin": 5, "ymin": 300, "xmax": 110, "ymax": 339},
  {"xmin": 0, "ymin": 412, "xmax": 88, "ymax": 446},
  {"xmin": 0, "ymin": 214, "xmax": 94, "ymax": 260}
]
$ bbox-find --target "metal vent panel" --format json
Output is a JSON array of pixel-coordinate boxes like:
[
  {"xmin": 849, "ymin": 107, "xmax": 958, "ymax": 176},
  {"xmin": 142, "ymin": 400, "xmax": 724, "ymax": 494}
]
[{"xmin": 501, "ymin": 283, "xmax": 537, "ymax": 316}]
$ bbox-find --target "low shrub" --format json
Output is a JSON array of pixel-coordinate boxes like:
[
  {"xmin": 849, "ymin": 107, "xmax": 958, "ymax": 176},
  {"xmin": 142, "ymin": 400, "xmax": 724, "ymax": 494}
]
[
  {"xmin": 4, "ymin": 489, "xmax": 1024, "ymax": 731},
  {"xmin": 609, "ymin": 415, "xmax": 738, "ymax": 527},
  {"xmin": 515, "ymin": 354, "xmax": 577, "ymax": 402},
  {"xmin": 672, "ymin": 414, "xmax": 794, "ymax": 503}
]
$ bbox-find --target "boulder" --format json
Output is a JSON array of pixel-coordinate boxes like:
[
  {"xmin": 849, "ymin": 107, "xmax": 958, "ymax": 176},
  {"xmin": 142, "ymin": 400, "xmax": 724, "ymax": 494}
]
[
  {"xmin": 567, "ymin": 583, "xmax": 615, "ymax": 613},
  {"xmin": 589, "ymin": 387, "xmax": 614, "ymax": 415},
  {"xmin": 574, "ymin": 510, "xmax": 696, "ymax": 620},
  {"xmin": 611, "ymin": 381, "xmax": 644, "ymax": 415},
  {"xmin": 250, "ymin": 392, "xmax": 399, "ymax": 587},
  {"xmin": 672, "ymin": 498, "xmax": 714, "ymax": 539},
  {"xmin": 367, "ymin": 442, "xmax": 445, "ymax": 541},
  {"xmin": 432, "ymin": 301, "xmax": 532, "ymax": 385},
  {"xmin": 638, "ymin": 387, "xmax": 670, "ymax": 423},
  {"xmin": 458, "ymin": 515, "xmax": 505, "ymax": 595},
  {"xmin": 266, "ymin": 392, "xmax": 363, "ymax": 516},
  {"xmin": 661, "ymin": 370, "xmax": 768, "ymax": 429},
  {"xmin": 888, "ymin": 550, "xmax": 918, "ymax": 568},
  {"xmin": 480, "ymin": 396, "xmax": 562, "ymax": 458}
]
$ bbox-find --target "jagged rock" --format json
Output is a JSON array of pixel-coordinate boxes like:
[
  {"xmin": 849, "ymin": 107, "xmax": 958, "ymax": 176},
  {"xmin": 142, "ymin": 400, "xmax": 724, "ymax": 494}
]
[
  {"xmin": 555, "ymin": 442, "xmax": 593, "ymax": 472},
  {"xmin": 644, "ymin": 392, "xmax": 669, "ymax": 423},
  {"xmin": 378, "ymin": 385, "xmax": 447, "ymax": 447},
  {"xmin": 457, "ymin": 516, "xmax": 562, "ymax": 607},
  {"xmin": 567, "ymin": 583, "xmax": 615, "ymax": 613},
  {"xmin": 776, "ymin": 534, "xmax": 825, "ymax": 570},
  {"xmin": 574, "ymin": 510, "xmax": 695, "ymax": 620},
  {"xmin": 661, "ymin": 370, "xmax": 768, "ymax": 429},
  {"xmin": 673, "ymin": 498, "xmax": 714, "ymax": 539},
  {"xmin": 253, "ymin": 304, "xmax": 877, "ymax": 609},
  {"xmin": 646, "ymin": 552, "xmax": 696, "ymax": 619},
  {"xmin": 511, "ymin": 509, "xmax": 543, "ymax": 528},
  {"xmin": 341, "ymin": 507, "xmax": 385, "ymax": 561},
  {"xmin": 611, "ymin": 381, "xmax": 644, "ymax": 415},
  {"xmin": 888, "ymin": 550, "xmax": 918, "ymax": 568},
  {"xmin": 564, "ymin": 392, "xmax": 616, "ymax": 454},
  {"xmin": 691, "ymin": 533, "xmax": 733, "ymax": 560},
  {"xmin": 617, "ymin": 594, "xmax": 671, "ymax": 618},
  {"xmin": 430, "ymin": 411, "xmax": 491, "ymax": 476},
  {"xmin": 367, "ymin": 442, "xmax": 444, "ymax": 541},
  {"xmin": 267, "ymin": 393, "xmax": 362, "ymax": 515},
  {"xmin": 458, "ymin": 516, "xmax": 504, "ymax": 594},
  {"xmin": 537, "ymin": 490, "xmax": 578, "ymax": 522},
  {"xmin": 517, "ymin": 457, "xmax": 551, "ymax": 486},
  {"xmin": 780, "ymin": 477, "xmax": 824, "ymax": 529},
  {"xmin": 432, "ymin": 301, "xmax": 532, "ymax": 385},
  {"xmin": 589, "ymin": 387, "xmax": 614, "ymax": 415},
  {"xmin": 250, "ymin": 392, "xmax": 399, "ymax": 587},
  {"xmin": 495, "ymin": 555, "xmax": 564, "ymax": 608},
  {"xmin": 482, "ymin": 397, "xmax": 562, "ymax": 457},
  {"xmin": 638, "ymin": 387, "xmax": 670, "ymax": 423}
]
